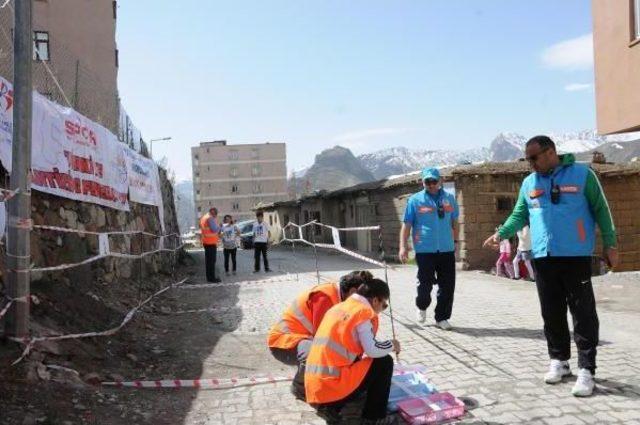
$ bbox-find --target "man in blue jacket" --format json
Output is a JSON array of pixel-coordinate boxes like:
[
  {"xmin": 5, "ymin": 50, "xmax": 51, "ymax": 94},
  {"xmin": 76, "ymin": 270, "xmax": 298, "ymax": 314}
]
[
  {"xmin": 484, "ymin": 135, "xmax": 618, "ymax": 397},
  {"xmin": 399, "ymin": 167, "xmax": 459, "ymax": 330}
]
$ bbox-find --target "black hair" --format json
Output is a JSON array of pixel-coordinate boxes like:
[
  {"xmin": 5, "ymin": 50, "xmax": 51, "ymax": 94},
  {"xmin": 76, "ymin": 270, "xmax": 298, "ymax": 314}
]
[
  {"xmin": 256, "ymin": 210, "xmax": 264, "ymax": 217},
  {"xmin": 209, "ymin": 207, "xmax": 218, "ymax": 214},
  {"xmin": 526, "ymin": 135, "xmax": 556, "ymax": 152},
  {"xmin": 356, "ymin": 278, "xmax": 390, "ymax": 301},
  {"xmin": 223, "ymin": 214, "xmax": 232, "ymax": 221},
  {"xmin": 339, "ymin": 270, "xmax": 373, "ymax": 296}
]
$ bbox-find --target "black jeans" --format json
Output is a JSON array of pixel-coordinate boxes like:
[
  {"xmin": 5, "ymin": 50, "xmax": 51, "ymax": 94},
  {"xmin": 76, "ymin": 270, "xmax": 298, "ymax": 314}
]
[
  {"xmin": 320, "ymin": 355, "xmax": 394, "ymax": 420},
  {"xmin": 270, "ymin": 347, "xmax": 306, "ymax": 401},
  {"xmin": 415, "ymin": 251, "xmax": 456, "ymax": 322},
  {"xmin": 254, "ymin": 242, "xmax": 269, "ymax": 271},
  {"xmin": 204, "ymin": 244, "xmax": 218, "ymax": 282},
  {"xmin": 223, "ymin": 248, "xmax": 237, "ymax": 272},
  {"xmin": 533, "ymin": 256, "xmax": 599, "ymax": 373}
]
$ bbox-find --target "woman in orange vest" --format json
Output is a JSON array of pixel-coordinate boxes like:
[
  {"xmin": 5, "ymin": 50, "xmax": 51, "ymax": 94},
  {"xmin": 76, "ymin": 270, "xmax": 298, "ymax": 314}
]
[
  {"xmin": 268, "ymin": 271, "xmax": 373, "ymax": 401},
  {"xmin": 199, "ymin": 207, "xmax": 221, "ymax": 283},
  {"xmin": 305, "ymin": 278, "xmax": 400, "ymax": 425}
]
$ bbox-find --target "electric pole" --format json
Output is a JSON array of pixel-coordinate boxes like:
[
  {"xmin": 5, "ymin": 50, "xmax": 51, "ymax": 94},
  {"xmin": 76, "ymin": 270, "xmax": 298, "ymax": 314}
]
[{"xmin": 5, "ymin": 0, "xmax": 33, "ymax": 338}]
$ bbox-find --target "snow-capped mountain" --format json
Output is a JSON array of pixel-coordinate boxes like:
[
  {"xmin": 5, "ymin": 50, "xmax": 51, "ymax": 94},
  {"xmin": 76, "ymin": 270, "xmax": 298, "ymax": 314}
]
[
  {"xmin": 359, "ymin": 146, "xmax": 489, "ymax": 180},
  {"xmin": 293, "ymin": 130, "xmax": 640, "ymax": 186}
]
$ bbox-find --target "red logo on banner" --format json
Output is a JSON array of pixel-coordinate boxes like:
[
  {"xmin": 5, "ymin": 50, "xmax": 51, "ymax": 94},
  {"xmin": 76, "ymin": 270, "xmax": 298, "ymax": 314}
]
[
  {"xmin": 0, "ymin": 81, "xmax": 12, "ymax": 111},
  {"xmin": 65, "ymin": 120, "xmax": 98, "ymax": 146}
]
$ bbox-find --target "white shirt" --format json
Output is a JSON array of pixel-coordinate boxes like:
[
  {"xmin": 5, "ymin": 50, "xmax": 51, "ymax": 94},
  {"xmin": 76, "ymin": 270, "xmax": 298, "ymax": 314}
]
[
  {"xmin": 517, "ymin": 226, "xmax": 532, "ymax": 251},
  {"xmin": 253, "ymin": 221, "xmax": 270, "ymax": 243},
  {"xmin": 221, "ymin": 224, "xmax": 239, "ymax": 249}
]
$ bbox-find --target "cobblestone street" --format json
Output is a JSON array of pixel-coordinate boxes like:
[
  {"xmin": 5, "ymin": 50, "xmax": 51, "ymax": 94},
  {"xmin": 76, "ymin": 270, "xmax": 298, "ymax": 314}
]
[{"xmin": 169, "ymin": 247, "xmax": 640, "ymax": 425}]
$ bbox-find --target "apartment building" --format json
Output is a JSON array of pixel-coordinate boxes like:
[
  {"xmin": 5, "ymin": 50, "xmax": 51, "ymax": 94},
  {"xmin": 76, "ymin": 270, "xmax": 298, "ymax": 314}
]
[
  {"xmin": 192, "ymin": 141, "xmax": 288, "ymax": 222},
  {"xmin": 0, "ymin": 0, "xmax": 120, "ymax": 133},
  {"xmin": 592, "ymin": 0, "xmax": 640, "ymax": 134}
]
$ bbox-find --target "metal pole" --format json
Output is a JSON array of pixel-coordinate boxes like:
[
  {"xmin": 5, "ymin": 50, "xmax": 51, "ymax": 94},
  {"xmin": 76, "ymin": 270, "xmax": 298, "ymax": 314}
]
[
  {"xmin": 288, "ymin": 225, "xmax": 299, "ymax": 283},
  {"xmin": 310, "ymin": 224, "xmax": 320, "ymax": 285},
  {"xmin": 6, "ymin": 0, "xmax": 33, "ymax": 338},
  {"xmin": 378, "ymin": 227, "xmax": 399, "ymax": 362}
]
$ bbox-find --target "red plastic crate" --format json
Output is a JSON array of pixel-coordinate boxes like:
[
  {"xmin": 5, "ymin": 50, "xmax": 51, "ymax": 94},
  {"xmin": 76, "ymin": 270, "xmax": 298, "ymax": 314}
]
[{"xmin": 397, "ymin": 392, "xmax": 465, "ymax": 424}]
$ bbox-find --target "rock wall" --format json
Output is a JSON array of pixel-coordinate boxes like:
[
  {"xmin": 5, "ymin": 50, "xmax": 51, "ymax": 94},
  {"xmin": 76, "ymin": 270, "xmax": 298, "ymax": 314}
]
[{"xmin": 0, "ymin": 166, "xmax": 181, "ymax": 287}]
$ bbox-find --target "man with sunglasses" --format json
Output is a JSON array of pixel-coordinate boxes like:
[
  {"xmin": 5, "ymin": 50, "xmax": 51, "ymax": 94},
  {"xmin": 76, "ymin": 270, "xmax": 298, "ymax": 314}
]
[
  {"xmin": 483, "ymin": 135, "xmax": 618, "ymax": 397},
  {"xmin": 399, "ymin": 167, "xmax": 459, "ymax": 330}
]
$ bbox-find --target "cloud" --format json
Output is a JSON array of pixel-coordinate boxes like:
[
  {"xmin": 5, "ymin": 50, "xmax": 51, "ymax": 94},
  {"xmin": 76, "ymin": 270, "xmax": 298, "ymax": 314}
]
[
  {"xmin": 332, "ymin": 127, "xmax": 410, "ymax": 143},
  {"xmin": 564, "ymin": 83, "xmax": 592, "ymax": 92},
  {"xmin": 541, "ymin": 34, "xmax": 593, "ymax": 71}
]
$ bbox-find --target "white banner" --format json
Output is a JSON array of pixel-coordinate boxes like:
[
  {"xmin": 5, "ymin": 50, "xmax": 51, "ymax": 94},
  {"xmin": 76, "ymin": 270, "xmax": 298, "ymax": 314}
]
[
  {"xmin": 0, "ymin": 76, "xmax": 130, "ymax": 211},
  {"xmin": 124, "ymin": 147, "xmax": 165, "ymax": 231}
]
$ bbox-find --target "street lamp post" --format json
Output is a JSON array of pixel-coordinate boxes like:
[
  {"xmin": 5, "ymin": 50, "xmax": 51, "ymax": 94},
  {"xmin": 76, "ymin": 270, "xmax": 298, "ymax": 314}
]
[{"xmin": 149, "ymin": 137, "xmax": 172, "ymax": 159}]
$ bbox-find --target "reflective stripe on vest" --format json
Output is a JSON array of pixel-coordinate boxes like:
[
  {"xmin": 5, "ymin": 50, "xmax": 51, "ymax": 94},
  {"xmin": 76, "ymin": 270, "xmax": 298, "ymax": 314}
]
[
  {"xmin": 267, "ymin": 283, "xmax": 340, "ymax": 350},
  {"xmin": 311, "ymin": 337, "xmax": 358, "ymax": 362},
  {"xmin": 305, "ymin": 364, "xmax": 340, "ymax": 377}
]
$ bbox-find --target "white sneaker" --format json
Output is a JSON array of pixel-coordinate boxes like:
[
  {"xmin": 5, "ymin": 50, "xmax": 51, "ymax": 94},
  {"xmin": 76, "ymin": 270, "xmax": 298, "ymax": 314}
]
[
  {"xmin": 436, "ymin": 320, "xmax": 452, "ymax": 331},
  {"xmin": 544, "ymin": 359, "xmax": 571, "ymax": 384},
  {"xmin": 572, "ymin": 368, "xmax": 595, "ymax": 397},
  {"xmin": 416, "ymin": 309, "xmax": 426, "ymax": 323}
]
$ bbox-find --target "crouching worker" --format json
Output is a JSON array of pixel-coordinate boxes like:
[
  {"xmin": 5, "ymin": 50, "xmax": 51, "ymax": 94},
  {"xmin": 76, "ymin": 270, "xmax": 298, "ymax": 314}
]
[
  {"xmin": 267, "ymin": 271, "xmax": 374, "ymax": 401},
  {"xmin": 305, "ymin": 278, "xmax": 400, "ymax": 425}
]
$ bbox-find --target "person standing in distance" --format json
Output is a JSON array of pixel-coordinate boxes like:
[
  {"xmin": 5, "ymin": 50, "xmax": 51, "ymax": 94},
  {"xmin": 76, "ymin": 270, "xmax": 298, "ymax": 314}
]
[
  {"xmin": 483, "ymin": 135, "xmax": 618, "ymax": 397},
  {"xmin": 253, "ymin": 210, "xmax": 271, "ymax": 273},
  {"xmin": 199, "ymin": 207, "xmax": 221, "ymax": 283},
  {"xmin": 399, "ymin": 167, "xmax": 459, "ymax": 330}
]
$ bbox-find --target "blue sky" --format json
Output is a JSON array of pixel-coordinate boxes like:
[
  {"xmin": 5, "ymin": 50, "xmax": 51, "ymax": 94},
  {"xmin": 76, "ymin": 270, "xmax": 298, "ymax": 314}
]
[{"xmin": 117, "ymin": 1, "xmax": 596, "ymax": 180}]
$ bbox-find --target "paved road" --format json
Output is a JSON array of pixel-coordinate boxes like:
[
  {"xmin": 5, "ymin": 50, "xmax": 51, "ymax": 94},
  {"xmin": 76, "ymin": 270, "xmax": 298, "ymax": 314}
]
[{"xmin": 170, "ymin": 246, "xmax": 640, "ymax": 424}]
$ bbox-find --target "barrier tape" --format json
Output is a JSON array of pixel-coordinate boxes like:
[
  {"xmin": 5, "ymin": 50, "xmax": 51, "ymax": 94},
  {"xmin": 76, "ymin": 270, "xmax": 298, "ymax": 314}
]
[
  {"xmin": 102, "ymin": 374, "xmax": 294, "ymax": 390},
  {"xmin": 9, "ymin": 278, "xmax": 188, "ymax": 366},
  {"xmin": 30, "ymin": 244, "xmax": 185, "ymax": 273},
  {"xmin": 0, "ymin": 295, "xmax": 31, "ymax": 320},
  {"xmin": 33, "ymin": 224, "xmax": 181, "ymax": 239},
  {"xmin": 178, "ymin": 275, "xmax": 297, "ymax": 290}
]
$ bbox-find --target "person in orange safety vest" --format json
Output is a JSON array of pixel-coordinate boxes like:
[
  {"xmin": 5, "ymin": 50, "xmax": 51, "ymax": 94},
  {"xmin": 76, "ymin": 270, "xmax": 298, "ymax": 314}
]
[
  {"xmin": 268, "ymin": 271, "xmax": 374, "ymax": 401},
  {"xmin": 305, "ymin": 278, "xmax": 400, "ymax": 425},
  {"xmin": 199, "ymin": 207, "xmax": 221, "ymax": 283}
]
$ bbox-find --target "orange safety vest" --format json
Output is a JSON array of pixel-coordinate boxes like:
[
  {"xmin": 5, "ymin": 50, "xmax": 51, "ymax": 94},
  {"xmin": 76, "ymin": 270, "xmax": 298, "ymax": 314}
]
[
  {"xmin": 304, "ymin": 296, "xmax": 379, "ymax": 404},
  {"xmin": 199, "ymin": 213, "xmax": 219, "ymax": 246},
  {"xmin": 267, "ymin": 282, "xmax": 341, "ymax": 350}
]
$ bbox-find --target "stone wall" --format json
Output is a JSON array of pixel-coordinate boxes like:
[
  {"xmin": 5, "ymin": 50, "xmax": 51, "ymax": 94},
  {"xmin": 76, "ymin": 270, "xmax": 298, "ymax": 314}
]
[{"xmin": 0, "ymin": 166, "xmax": 180, "ymax": 287}]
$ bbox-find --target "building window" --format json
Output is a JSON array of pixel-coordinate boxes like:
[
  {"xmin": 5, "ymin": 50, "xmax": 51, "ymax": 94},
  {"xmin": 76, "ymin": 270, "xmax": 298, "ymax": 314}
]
[
  {"xmin": 251, "ymin": 148, "xmax": 260, "ymax": 159},
  {"xmin": 228, "ymin": 150, "xmax": 239, "ymax": 160},
  {"xmin": 253, "ymin": 183, "xmax": 262, "ymax": 193},
  {"xmin": 197, "ymin": 206, "xmax": 201, "ymax": 213},
  {"xmin": 115, "ymin": 49, "xmax": 119, "ymax": 68},
  {"xmin": 312, "ymin": 212, "xmax": 322, "ymax": 235},
  {"xmin": 634, "ymin": 0, "xmax": 640, "ymax": 40},
  {"xmin": 113, "ymin": 1, "xmax": 117, "ymax": 19},
  {"xmin": 194, "ymin": 154, "xmax": 199, "ymax": 160},
  {"xmin": 251, "ymin": 165, "xmax": 261, "ymax": 177},
  {"xmin": 232, "ymin": 202, "xmax": 240, "ymax": 211},
  {"xmin": 496, "ymin": 196, "xmax": 515, "ymax": 212},
  {"xmin": 33, "ymin": 31, "xmax": 50, "ymax": 61},
  {"xmin": 231, "ymin": 184, "xmax": 238, "ymax": 193},
  {"xmin": 269, "ymin": 215, "xmax": 273, "ymax": 226},
  {"xmin": 283, "ymin": 214, "xmax": 289, "ymax": 225},
  {"xmin": 230, "ymin": 167, "xmax": 238, "ymax": 177}
]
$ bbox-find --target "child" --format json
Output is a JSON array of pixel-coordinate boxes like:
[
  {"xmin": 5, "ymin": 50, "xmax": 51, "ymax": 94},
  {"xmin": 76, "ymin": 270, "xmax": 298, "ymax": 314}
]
[
  {"xmin": 221, "ymin": 215, "xmax": 240, "ymax": 275},
  {"xmin": 513, "ymin": 225, "xmax": 535, "ymax": 281},
  {"xmin": 495, "ymin": 226, "xmax": 514, "ymax": 278},
  {"xmin": 253, "ymin": 211, "xmax": 271, "ymax": 273}
]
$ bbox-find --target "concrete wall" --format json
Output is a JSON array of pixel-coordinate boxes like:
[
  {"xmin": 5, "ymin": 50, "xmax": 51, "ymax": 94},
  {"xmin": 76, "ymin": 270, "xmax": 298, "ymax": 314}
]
[{"xmin": 593, "ymin": 0, "xmax": 640, "ymax": 134}]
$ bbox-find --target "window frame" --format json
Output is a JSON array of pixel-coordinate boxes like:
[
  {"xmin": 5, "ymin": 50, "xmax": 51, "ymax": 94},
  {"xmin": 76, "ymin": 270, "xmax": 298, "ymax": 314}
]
[
  {"xmin": 634, "ymin": 0, "xmax": 640, "ymax": 42},
  {"xmin": 33, "ymin": 31, "xmax": 50, "ymax": 61}
]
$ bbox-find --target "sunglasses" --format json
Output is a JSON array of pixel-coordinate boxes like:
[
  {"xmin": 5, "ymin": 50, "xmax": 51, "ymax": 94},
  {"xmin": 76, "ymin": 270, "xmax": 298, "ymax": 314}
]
[{"xmin": 525, "ymin": 147, "xmax": 550, "ymax": 163}]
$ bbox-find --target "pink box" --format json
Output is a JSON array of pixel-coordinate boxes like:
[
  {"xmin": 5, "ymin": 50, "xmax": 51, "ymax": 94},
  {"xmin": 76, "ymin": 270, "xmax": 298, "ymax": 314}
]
[{"xmin": 397, "ymin": 392, "xmax": 465, "ymax": 425}]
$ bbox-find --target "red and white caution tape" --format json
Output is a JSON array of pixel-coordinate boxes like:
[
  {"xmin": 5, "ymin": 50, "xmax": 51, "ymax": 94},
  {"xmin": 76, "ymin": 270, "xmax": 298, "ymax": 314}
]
[
  {"xmin": 102, "ymin": 374, "xmax": 293, "ymax": 390},
  {"xmin": 0, "ymin": 295, "xmax": 38, "ymax": 320},
  {"xmin": 9, "ymin": 278, "xmax": 188, "ymax": 365},
  {"xmin": 0, "ymin": 187, "xmax": 20, "ymax": 201},
  {"xmin": 33, "ymin": 224, "xmax": 182, "ymax": 239}
]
